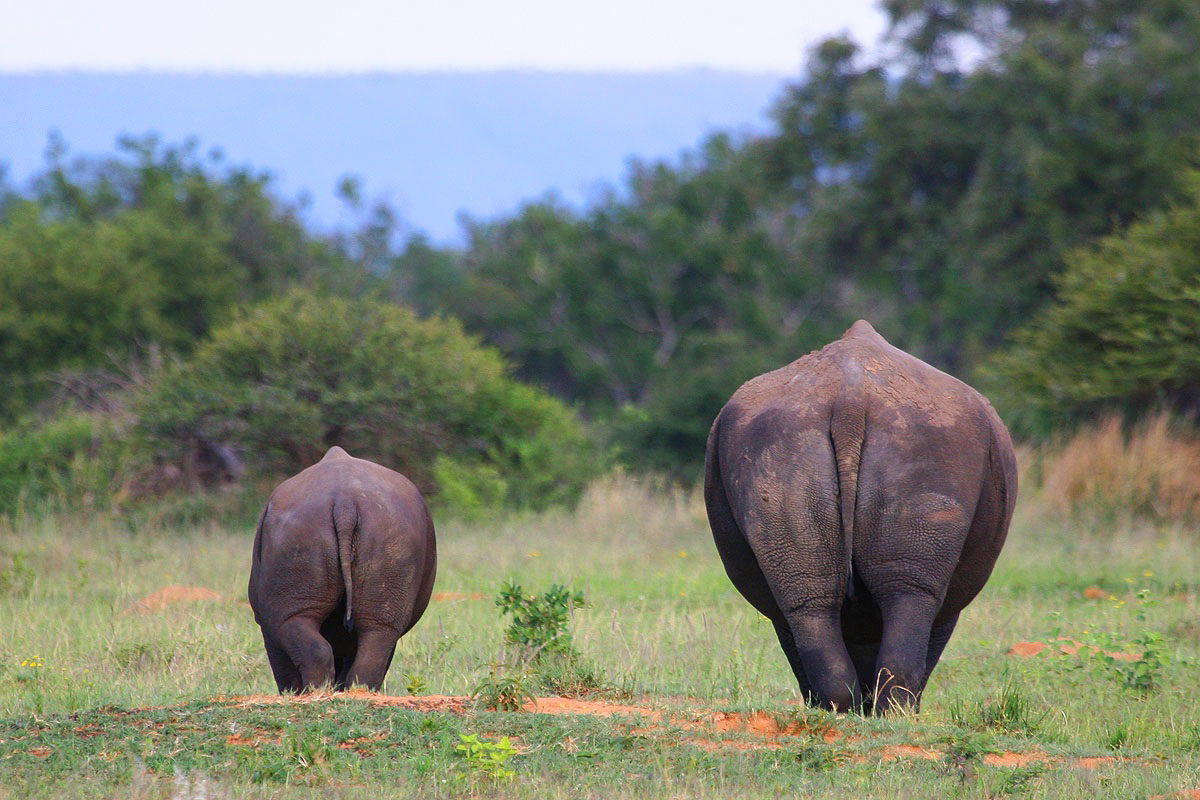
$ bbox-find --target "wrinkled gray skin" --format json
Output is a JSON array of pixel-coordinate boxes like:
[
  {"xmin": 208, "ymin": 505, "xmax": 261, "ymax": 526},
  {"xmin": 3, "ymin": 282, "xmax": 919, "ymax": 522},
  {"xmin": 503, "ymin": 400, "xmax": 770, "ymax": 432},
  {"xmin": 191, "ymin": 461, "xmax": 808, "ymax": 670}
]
[
  {"xmin": 248, "ymin": 446, "xmax": 436, "ymax": 692},
  {"xmin": 705, "ymin": 321, "xmax": 1016, "ymax": 713}
]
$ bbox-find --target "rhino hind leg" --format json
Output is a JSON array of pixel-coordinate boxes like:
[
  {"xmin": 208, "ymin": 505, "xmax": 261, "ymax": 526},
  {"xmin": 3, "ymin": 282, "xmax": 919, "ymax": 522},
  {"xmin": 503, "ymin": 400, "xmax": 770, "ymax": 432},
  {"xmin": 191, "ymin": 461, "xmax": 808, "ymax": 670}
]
[
  {"xmin": 860, "ymin": 493, "xmax": 972, "ymax": 712},
  {"xmin": 708, "ymin": 442, "xmax": 814, "ymax": 698},
  {"xmin": 344, "ymin": 628, "xmax": 400, "ymax": 691},
  {"xmin": 746, "ymin": 439, "xmax": 860, "ymax": 712},
  {"xmin": 262, "ymin": 636, "xmax": 303, "ymax": 693},
  {"xmin": 275, "ymin": 616, "xmax": 337, "ymax": 690},
  {"xmin": 924, "ymin": 614, "xmax": 959, "ymax": 684},
  {"xmin": 872, "ymin": 593, "xmax": 941, "ymax": 712}
]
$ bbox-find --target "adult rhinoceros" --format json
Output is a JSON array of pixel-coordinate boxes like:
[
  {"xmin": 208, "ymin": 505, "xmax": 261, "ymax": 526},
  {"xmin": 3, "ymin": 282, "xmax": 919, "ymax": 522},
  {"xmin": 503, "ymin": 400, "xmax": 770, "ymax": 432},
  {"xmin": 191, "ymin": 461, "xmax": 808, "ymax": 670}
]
[
  {"xmin": 249, "ymin": 446, "xmax": 437, "ymax": 692},
  {"xmin": 704, "ymin": 320, "xmax": 1016, "ymax": 712}
]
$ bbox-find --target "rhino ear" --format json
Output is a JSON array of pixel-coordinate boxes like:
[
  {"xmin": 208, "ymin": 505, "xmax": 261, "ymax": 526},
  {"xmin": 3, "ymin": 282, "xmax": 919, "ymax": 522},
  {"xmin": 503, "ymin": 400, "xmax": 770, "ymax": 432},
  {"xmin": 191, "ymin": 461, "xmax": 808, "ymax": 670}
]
[{"xmin": 321, "ymin": 445, "xmax": 352, "ymax": 461}]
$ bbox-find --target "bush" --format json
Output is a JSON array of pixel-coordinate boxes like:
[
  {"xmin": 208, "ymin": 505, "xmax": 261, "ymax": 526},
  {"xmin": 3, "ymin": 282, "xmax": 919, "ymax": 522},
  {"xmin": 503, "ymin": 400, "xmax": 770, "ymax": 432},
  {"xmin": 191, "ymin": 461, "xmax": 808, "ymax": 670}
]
[
  {"xmin": 134, "ymin": 290, "xmax": 601, "ymax": 511},
  {"xmin": 0, "ymin": 413, "xmax": 126, "ymax": 515},
  {"xmin": 989, "ymin": 173, "xmax": 1200, "ymax": 435}
]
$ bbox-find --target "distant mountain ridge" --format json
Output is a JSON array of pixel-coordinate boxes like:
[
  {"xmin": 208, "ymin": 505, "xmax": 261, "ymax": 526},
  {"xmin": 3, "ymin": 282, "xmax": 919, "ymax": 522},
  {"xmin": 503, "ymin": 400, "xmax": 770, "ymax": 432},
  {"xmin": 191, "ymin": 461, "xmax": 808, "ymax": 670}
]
[{"xmin": 0, "ymin": 71, "xmax": 787, "ymax": 242}]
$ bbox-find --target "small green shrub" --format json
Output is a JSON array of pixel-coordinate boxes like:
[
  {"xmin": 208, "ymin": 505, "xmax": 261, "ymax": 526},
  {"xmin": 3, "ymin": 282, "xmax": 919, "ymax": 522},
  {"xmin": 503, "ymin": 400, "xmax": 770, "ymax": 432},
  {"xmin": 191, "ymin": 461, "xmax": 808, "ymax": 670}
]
[
  {"xmin": 404, "ymin": 673, "xmax": 428, "ymax": 695},
  {"xmin": 1042, "ymin": 590, "xmax": 1173, "ymax": 694},
  {"xmin": 496, "ymin": 580, "xmax": 586, "ymax": 659},
  {"xmin": 454, "ymin": 733, "xmax": 518, "ymax": 781}
]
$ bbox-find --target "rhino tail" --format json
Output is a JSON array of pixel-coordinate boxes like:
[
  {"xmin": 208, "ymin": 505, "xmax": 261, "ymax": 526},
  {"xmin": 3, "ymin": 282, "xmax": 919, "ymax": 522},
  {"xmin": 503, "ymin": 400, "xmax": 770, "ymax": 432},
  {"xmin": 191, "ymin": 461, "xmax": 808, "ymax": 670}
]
[
  {"xmin": 332, "ymin": 495, "xmax": 358, "ymax": 631},
  {"xmin": 830, "ymin": 361, "xmax": 867, "ymax": 599}
]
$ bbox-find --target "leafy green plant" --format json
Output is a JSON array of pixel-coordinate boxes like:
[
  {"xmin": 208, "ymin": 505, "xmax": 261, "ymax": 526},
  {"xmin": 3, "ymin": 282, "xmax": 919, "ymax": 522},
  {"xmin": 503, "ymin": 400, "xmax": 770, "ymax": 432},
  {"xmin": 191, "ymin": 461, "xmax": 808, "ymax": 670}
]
[
  {"xmin": 0, "ymin": 548, "xmax": 35, "ymax": 596},
  {"xmin": 404, "ymin": 673, "xmax": 428, "ymax": 695},
  {"xmin": 470, "ymin": 662, "xmax": 535, "ymax": 712},
  {"xmin": 454, "ymin": 733, "xmax": 518, "ymax": 780},
  {"xmin": 496, "ymin": 580, "xmax": 586, "ymax": 659},
  {"xmin": 990, "ymin": 172, "xmax": 1200, "ymax": 436},
  {"xmin": 1042, "ymin": 589, "xmax": 1172, "ymax": 693}
]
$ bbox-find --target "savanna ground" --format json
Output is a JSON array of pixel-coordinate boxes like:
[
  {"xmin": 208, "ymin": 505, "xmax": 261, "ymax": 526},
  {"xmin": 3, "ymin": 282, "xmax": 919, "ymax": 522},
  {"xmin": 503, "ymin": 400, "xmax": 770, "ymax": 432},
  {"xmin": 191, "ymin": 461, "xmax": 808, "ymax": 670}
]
[{"xmin": 1, "ymin": 474, "xmax": 1198, "ymax": 799}]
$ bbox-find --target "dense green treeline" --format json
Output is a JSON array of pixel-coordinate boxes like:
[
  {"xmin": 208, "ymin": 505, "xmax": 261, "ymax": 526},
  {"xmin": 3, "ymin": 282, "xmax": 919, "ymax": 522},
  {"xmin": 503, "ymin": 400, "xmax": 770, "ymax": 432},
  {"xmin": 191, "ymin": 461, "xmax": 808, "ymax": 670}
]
[
  {"xmin": 419, "ymin": 0, "xmax": 1200, "ymax": 463},
  {"xmin": 3, "ymin": 0, "xmax": 1200, "ymax": 510}
]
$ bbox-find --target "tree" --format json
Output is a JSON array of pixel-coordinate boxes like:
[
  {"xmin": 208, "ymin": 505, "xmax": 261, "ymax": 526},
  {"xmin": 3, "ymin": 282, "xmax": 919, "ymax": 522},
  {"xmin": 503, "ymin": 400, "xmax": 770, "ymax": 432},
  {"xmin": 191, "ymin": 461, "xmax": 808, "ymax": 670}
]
[
  {"xmin": 443, "ymin": 136, "xmax": 833, "ymax": 473},
  {"xmin": 765, "ymin": 0, "xmax": 1200, "ymax": 372},
  {"xmin": 0, "ymin": 136, "xmax": 365, "ymax": 420},
  {"xmin": 989, "ymin": 172, "xmax": 1200, "ymax": 434}
]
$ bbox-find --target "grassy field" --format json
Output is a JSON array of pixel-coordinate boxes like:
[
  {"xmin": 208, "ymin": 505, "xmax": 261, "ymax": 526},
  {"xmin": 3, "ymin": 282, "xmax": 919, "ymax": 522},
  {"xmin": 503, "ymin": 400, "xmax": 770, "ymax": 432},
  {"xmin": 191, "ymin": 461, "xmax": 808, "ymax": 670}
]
[{"xmin": 1, "ymin": 475, "xmax": 1198, "ymax": 798}]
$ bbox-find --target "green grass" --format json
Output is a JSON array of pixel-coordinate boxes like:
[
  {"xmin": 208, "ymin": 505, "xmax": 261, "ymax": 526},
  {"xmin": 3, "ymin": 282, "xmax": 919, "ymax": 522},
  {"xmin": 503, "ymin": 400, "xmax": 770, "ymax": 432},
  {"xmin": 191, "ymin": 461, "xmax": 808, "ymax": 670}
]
[{"xmin": 1, "ymin": 475, "xmax": 1198, "ymax": 798}]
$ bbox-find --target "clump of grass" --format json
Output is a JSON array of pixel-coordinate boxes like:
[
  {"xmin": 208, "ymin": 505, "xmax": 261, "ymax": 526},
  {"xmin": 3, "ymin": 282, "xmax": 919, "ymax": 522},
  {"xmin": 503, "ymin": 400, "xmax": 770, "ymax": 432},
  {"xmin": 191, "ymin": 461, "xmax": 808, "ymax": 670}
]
[
  {"xmin": 1038, "ymin": 412, "xmax": 1200, "ymax": 521},
  {"xmin": 949, "ymin": 677, "xmax": 1044, "ymax": 735},
  {"xmin": 470, "ymin": 662, "xmax": 535, "ymax": 711}
]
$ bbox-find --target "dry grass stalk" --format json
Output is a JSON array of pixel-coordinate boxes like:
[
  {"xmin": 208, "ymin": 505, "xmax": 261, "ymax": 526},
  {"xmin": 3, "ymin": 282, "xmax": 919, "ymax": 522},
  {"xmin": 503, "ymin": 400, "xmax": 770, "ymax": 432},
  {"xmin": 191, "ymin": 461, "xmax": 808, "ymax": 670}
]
[{"xmin": 1039, "ymin": 412, "xmax": 1200, "ymax": 521}]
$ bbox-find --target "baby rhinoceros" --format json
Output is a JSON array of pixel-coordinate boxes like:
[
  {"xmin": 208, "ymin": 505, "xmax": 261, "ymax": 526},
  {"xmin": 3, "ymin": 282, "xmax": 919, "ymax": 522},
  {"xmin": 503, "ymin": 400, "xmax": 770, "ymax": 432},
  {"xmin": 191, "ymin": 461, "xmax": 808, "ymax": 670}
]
[{"xmin": 249, "ymin": 446, "xmax": 436, "ymax": 693}]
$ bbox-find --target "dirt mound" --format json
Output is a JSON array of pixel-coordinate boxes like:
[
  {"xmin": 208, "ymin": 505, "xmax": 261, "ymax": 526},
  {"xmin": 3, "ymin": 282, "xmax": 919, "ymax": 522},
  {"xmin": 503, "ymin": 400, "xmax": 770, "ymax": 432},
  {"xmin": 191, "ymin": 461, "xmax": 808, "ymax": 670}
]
[
  {"xmin": 233, "ymin": 690, "xmax": 470, "ymax": 713},
  {"xmin": 983, "ymin": 750, "xmax": 1051, "ymax": 767},
  {"xmin": 220, "ymin": 691, "xmax": 1146, "ymax": 767},
  {"xmin": 880, "ymin": 744, "xmax": 941, "ymax": 761},
  {"xmin": 128, "ymin": 586, "xmax": 226, "ymax": 613},
  {"xmin": 431, "ymin": 591, "xmax": 485, "ymax": 601},
  {"xmin": 1082, "ymin": 586, "xmax": 1109, "ymax": 600}
]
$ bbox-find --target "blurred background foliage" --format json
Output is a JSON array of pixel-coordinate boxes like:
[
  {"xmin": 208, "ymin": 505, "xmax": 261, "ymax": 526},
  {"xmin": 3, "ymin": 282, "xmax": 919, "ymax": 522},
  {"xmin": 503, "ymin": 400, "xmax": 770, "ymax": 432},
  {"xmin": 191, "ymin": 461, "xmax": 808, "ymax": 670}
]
[{"xmin": 2, "ymin": 0, "xmax": 1200, "ymax": 517}]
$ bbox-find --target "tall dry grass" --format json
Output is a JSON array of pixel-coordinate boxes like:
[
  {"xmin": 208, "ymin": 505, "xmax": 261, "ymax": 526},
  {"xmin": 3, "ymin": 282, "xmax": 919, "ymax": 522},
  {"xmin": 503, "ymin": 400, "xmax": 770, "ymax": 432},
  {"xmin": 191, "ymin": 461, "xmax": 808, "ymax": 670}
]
[{"xmin": 1034, "ymin": 412, "xmax": 1200, "ymax": 521}]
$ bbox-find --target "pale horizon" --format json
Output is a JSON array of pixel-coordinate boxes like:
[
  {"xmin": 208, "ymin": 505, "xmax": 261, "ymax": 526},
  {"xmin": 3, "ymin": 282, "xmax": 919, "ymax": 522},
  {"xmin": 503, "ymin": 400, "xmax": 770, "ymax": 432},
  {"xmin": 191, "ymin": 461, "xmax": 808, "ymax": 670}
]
[{"xmin": 4, "ymin": 0, "xmax": 888, "ymax": 74}]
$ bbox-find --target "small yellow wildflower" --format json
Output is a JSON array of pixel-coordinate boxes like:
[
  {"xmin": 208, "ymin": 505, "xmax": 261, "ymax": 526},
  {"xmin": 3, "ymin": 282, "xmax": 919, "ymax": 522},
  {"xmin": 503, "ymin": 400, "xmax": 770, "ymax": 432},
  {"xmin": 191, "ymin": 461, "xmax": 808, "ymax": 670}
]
[
  {"xmin": 677, "ymin": 550, "xmax": 689, "ymax": 558},
  {"xmin": 1142, "ymin": 570, "xmax": 1154, "ymax": 578},
  {"xmin": 526, "ymin": 551, "xmax": 542, "ymax": 558}
]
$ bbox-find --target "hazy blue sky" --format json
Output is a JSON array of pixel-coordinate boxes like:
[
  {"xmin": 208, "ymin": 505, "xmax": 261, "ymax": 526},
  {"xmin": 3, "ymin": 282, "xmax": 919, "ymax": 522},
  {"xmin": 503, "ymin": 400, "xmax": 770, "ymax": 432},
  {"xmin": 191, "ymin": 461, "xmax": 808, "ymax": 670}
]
[{"xmin": 5, "ymin": 0, "xmax": 887, "ymax": 73}]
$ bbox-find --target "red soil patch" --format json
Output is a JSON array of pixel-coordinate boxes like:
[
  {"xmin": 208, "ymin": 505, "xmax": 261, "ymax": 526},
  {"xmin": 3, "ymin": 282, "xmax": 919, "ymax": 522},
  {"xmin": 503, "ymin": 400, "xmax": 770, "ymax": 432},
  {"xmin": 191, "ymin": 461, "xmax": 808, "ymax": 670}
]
[
  {"xmin": 984, "ymin": 750, "xmax": 1051, "ymax": 767},
  {"xmin": 879, "ymin": 744, "xmax": 941, "ymax": 761},
  {"xmin": 338, "ymin": 732, "xmax": 388, "ymax": 755},
  {"xmin": 526, "ymin": 696, "xmax": 658, "ymax": 718},
  {"xmin": 1007, "ymin": 638, "xmax": 1141, "ymax": 662},
  {"xmin": 232, "ymin": 690, "xmax": 471, "ymax": 713},
  {"xmin": 1082, "ymin": 586, "xmax": 1109, "ymax": 600},
  {"xmin": 431, "ymin": 591, "xmax": 485, "ymax": 602},
  {"xmin": 28, "ymin": 746, "xmax": 52, "ymax": 758},
  {"xmin": 128, "ymin": 586, "xmax": 225, "ymax": 614},
  {"xmin": 226, "ymin": 732, "xmax": 280, "ymax": 746},
  {"xmin": 1007, "ymin": 641, "xmax": 1049, "ymax": 658}
]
